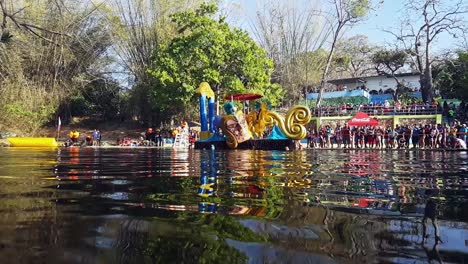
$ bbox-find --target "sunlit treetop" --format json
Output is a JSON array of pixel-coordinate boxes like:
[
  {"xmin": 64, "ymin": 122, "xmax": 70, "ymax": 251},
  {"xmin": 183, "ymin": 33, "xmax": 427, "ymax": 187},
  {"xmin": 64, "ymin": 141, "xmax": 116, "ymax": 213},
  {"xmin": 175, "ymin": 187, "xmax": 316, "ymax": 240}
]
[{"xmin": 148, "ymin": 3, "xmax": 283, "ymax": 107}]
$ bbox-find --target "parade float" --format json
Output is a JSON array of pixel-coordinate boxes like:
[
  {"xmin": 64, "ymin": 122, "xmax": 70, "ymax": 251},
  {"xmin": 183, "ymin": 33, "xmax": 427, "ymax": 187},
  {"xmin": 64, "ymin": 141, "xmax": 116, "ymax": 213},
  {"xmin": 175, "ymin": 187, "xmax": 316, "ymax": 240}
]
[{"xmin": 194, "ymin": 82, "xmax": 312, "ymax": 150}]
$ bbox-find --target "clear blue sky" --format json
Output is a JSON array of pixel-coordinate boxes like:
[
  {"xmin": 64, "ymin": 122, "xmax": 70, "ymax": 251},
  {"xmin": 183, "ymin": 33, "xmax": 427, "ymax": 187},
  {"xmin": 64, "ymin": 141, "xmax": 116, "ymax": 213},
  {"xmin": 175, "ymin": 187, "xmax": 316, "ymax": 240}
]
[{"xmin": 226, "ymin": 0, "xmax": 466, "ymax": 52}]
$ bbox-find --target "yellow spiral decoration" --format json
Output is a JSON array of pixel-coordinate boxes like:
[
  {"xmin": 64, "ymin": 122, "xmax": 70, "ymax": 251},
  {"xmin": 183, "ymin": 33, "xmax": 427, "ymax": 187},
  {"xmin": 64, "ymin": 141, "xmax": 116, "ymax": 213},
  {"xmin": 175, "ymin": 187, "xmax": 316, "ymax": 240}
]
[
  {"xmin": 285, "ymin": 105, "xmax": 312, "ymax": 139},
  {"xmin": 262, "ymin": 105, "xmax": 311, "ymax": 140},
  {"xmin": 246, "ymin": 103, "xmax": 268, "ymax": 138},
  {"xmin": 225, "ymin": 130, "xmax": 238, "ymax": 149},
  {"xmin": 221, "ymin": 115, "xmax": 238, "ymax": 149}
]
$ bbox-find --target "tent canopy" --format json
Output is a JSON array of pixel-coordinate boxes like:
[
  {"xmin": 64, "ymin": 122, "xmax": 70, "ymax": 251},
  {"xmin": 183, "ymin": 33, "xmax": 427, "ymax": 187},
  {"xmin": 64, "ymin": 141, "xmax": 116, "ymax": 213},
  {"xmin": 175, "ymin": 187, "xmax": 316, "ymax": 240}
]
[{"xmin": 348, "ymin": 112, "xmax": 378, "ymax": 126}]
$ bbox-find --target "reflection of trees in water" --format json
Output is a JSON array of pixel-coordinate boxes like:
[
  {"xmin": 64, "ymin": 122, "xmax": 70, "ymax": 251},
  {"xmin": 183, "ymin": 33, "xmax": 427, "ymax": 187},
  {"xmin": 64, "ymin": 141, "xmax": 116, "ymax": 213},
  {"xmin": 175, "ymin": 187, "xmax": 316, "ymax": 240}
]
[
  {"xmin": 116, "ymin": 220, "xmax": 150, "ymax": 264},
  {"xmin": 115, "ymin": 215, "xmax": 260, "ymax": 263},
  {"xmin": 143, "ymin": 236, "xmax": 246, "ymax": 263},
  {"xmin": 276, "ymin": 205, "xmax": 381, "ymax": 261},
  {"xmin": 277, "ymin": 200, "xmax": 468, "ymax": 263}
]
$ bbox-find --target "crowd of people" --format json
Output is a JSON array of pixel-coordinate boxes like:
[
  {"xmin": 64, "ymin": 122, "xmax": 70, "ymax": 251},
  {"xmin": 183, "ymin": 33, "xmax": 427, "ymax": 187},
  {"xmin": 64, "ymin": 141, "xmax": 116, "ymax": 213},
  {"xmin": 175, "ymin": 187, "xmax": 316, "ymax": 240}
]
[
  {"xmin": 63, "ymin": 121, "xmax": 201, "ymax": 148},
  {"xmin": 306, "ymin": 121, "xmax": 468, "ymax": 149},
  {"xmin": 65, "ymin": 129, "xmax": 101, "ymax": 147},
  {"xmin": 312, "ymin": 100, "xmax": 467, "ymax": 122},
  {"xmin": 117, "ymin": 121, "xmax": 199, "ymax": 147},
  {"xmin": 62, "ymin": 99, "xmax": 467, "ymax": 150}
]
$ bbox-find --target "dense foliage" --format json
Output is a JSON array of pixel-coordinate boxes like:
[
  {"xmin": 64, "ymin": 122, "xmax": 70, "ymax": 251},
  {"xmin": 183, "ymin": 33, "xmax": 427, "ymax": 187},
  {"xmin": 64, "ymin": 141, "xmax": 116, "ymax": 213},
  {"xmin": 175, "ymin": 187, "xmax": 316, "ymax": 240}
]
[
  {"xmin": 147, "ymin": 3, "xmax": 282, "ymax": 121},
  {"xmin": 0, "ymin": 1, "xmax": 119, "ymax": 133},
  {"xmin": 333, "ymin": 35, "xmax": 376, "ymax": 78},
  {"xmin": 434, "ymin": 51, "xmax": 468, "ymax": 101},
  {"xmin": 0, "ymin": 0, "xmax": 466, "ymax": 134}
]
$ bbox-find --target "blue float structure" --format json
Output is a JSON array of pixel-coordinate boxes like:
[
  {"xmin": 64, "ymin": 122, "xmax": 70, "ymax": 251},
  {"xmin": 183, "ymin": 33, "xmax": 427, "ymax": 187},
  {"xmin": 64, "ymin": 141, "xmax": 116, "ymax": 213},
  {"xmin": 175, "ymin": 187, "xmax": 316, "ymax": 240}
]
[
  {"xmin": 197, "ymin": 82, "xmax": 216, "ymax": 140},
  {"xmin": 195, "ymin": 82, "xmax": 312, "ymax": 150}
]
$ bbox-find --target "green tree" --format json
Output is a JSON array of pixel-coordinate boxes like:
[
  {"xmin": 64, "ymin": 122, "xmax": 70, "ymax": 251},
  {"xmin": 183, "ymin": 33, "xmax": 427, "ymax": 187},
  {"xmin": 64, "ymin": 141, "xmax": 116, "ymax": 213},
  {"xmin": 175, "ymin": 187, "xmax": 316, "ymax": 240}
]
[
  {"xmin": 286, "ymin": 49, "xmax": 328, "ymax": 102},
  {"xmin": 0, "ymin": 0, "xmax": 117, "ymax": 133},
  {"xmin": 434, "ymin": 51, "xmax": 468, "ymax": 100},
  {"xmin": 372, "ymin": 49, "xmax": 414, "ymax": 101},
  {"xmin": 148, "ymin": 3, "xmax": 282, "ymax": 120},
  {"xmin": 334, "ymin": 35, "xmax": 377, "ymax": 78}
]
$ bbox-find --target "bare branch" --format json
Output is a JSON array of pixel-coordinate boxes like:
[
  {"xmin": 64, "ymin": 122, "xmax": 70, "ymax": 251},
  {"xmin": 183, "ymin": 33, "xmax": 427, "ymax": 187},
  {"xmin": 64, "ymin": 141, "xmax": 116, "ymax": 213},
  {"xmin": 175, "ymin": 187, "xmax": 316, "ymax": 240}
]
[
  {"xmin": 20, "ymin": 23, "xmax": 71, "ymax": 37},
  {"xmin": 1, "ymin": 0, "xmax": 71, "ymax": 44}
]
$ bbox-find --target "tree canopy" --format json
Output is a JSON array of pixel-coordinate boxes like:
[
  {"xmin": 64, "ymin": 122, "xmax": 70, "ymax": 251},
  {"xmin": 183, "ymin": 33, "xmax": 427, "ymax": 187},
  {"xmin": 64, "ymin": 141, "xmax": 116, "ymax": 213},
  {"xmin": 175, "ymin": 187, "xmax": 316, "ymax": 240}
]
[
  {"xmin": 250, "ymin": 0, "xmax": 325, "ymax": 103},
  {"xmin": 0, "ymin": 0, "xmax": 466, "ymax": 134},
  {"xmin": 0, "ymin": 0, "xmax": 117, "ymax": 133},
  {"xmin": 334, "ymin": 35, "xmax": 376, "ymax": 78},
  {"xmin": 385, "ymin": 0, "xmax": 468, "ymax": 103},
  {"xmin": 434, "ymin": 51, "xmax": 468, "ymax": 101},
  {"xmin": 148, "ymin": 3, "xmax": 282, "ymax": 120}
]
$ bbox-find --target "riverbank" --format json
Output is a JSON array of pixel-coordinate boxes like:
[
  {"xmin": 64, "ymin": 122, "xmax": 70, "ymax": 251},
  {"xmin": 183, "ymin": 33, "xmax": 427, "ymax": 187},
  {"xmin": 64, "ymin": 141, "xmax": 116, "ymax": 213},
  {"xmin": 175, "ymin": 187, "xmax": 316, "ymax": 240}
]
[{"xmin": 0, "ymin": 118, "xmax": 147, "ymax": 147}]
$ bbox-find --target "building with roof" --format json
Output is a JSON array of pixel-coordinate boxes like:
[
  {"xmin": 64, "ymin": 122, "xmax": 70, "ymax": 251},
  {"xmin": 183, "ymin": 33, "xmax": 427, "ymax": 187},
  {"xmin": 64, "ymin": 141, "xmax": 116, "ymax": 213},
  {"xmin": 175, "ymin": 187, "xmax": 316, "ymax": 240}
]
[
  {"xmin": 305, "ymin": 73, "xmax": 422, "ymax": 105},
  {"xmin": 327, "ymin": 73, "xmax": 421, "ymax": 95}
]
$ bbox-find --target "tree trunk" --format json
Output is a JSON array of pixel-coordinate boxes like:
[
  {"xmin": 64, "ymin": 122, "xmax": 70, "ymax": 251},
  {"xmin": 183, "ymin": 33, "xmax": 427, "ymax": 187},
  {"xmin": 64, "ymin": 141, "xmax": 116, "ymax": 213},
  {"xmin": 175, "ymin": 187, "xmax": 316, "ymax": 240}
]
[
  {"xmin": 421, "ymin": 14, "xmax": 434, "ymax": 103},
  {"xmin": 0, "ymin": 0, "xmax": 7, "ymax": 39},
  {"xmin": 420, "ymin": 68, "xmax": 433, "ymax": 103},
  {"xmin": 315, "ymin": 55, "xmax": 331, "ymax": 108},
  {"xmin": 316, "ymin": 26, "xmax": 341, "ymax": 108}
]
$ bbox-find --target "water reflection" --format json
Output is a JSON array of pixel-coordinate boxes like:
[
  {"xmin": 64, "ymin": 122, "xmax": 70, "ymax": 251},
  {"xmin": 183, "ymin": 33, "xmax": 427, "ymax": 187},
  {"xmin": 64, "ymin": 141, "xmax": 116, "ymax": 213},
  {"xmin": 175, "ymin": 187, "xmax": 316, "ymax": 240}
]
[{"xmin": 0, "ymin": 147, "xmax": 466, "ymax": 263}]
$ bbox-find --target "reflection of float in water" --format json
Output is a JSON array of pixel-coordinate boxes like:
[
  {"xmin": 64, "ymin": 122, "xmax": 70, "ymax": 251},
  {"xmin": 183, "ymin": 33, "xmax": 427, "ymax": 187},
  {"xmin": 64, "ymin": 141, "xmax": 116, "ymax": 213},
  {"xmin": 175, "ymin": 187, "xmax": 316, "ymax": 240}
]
[
  {"xmin": 131, "ymin": 201, "xmax": 266, "ymax": 217},
  {"xmin": 197, "ymin": 148, "xmax": 270, "ymax": 216},
  {"xmin": 341, "ymin": 151, "xmax": 383, "ymax": 177},
  {"xmin": 301, "ymin": 190, "xmax": 403, "ymax": 216},
  {"xmin": 171, "ymin": 149, "xmax": 190, "ymax": 176},
  {"xmin": 55, "ymin": 148, "xmax": 96, "ymax": 181}
]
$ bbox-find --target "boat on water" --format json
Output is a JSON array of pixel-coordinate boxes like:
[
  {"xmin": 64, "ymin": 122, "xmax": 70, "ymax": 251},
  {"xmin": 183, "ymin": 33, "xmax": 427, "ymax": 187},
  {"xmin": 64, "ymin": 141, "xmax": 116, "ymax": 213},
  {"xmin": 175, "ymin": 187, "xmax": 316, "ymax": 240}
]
[{"xmin": 7, "ymin": 137, "xmax": 58, "ymax": 147}]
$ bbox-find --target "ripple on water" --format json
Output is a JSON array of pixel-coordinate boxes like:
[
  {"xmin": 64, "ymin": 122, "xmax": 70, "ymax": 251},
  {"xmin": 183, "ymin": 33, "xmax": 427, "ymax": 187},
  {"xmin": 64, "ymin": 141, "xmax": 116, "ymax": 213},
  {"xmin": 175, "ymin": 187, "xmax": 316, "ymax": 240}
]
[{"xmin": 0, "ymin": 147, "xmax": 467, "ymax": 263}]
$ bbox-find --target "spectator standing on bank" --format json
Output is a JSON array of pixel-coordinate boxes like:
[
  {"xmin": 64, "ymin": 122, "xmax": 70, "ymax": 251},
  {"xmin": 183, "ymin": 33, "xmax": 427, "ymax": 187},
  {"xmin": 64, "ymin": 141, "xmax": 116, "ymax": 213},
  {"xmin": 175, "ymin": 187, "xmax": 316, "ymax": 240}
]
[
  {"xmin": 411, "ymin": 125, "xmax": 420, "ymax": 149},
  {"xmin": 92, "ymin": 129, "xmax": 101, "ymax": 146},
  {"xmin": 68, "ymin": 130, "xmax": 80, "ymax": 144},
  {"xmin": 342, "ymin": 124, "xmax": 351, "ymax": 148},
  {"xmin": 145, "ymin": 128, "xmax": 156, "ymax": 145},
  {"xmin": 155, "ymin": 128, "xmax": 163, "ymax": 147},
  {"xmin": 448, "ymin": 108, "xmax": 455, "ymax": 125}
]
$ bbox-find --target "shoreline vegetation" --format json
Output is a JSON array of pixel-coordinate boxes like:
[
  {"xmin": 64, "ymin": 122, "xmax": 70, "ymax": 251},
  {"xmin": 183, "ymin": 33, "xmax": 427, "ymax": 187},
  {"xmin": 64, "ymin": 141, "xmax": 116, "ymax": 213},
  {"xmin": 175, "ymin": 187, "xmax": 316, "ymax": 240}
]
[
  {"xmin": 0, "ymin": 118, "xmax": 143, "ymax": 147},
  {"xmin": 1, "ymin": 1, "xmax": 466, "ymax": 138},
  {"xmin": 2, "ymin": 121, "xmax": 467, "ymax": 150},
  {"xmin": 1, "ymin": 1, "xmax": 467, "ymax": 151},
  {"xmin": 2, "ymin": 140, "xmax": 467, "ymax": 151}
]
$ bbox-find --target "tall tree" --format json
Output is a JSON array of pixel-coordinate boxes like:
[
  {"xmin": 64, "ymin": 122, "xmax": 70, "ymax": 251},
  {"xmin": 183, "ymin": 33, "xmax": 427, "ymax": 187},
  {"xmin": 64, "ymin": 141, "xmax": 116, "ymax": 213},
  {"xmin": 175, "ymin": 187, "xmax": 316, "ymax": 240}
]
[
  {"xmin": 284, "ymin": 49, "xmax": 328, "ymax": 101},
  {"xmin": 386, "ymin": 0, "xmax": 467, "ymax": 103},
  {"xmin": 372, "ymin": 49, "xmax": 414, "ymax": 101},
  {"xmin": 433, "ymin": 50, "xmax": 468, "ymax": 100},
  {"xmin": 108, "ymin": 0, "xmax": 204, "ymax": 125},
  {"xmin": 0, "ymin": 0, "xmax": 116, "ymax": 133},
  {"xmin": 148, "ymin": 3, "xmax": 282, "ymax": 120},
  {"xmin": 333, "ymin": 35, "xmax": 377, "ymax": 78},
  {"xmin": 315, "ymin": 0, "xmax": 377, "ymax": 107},
  {"xmin": 0, "ymin": 0, "xmax": 66, "ymax": 44},
  {"xmin": 250, "ymin": 0, "xmax": 327, "ymax": 103}
]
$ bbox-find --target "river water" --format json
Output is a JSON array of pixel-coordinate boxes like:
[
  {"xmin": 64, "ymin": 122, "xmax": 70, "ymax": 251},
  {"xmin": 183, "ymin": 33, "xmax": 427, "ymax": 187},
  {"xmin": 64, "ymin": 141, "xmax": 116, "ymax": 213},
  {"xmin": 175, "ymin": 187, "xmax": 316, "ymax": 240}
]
[{"xmin": 0, "ymin": 147, "xmax": 467, "ymax": 264}]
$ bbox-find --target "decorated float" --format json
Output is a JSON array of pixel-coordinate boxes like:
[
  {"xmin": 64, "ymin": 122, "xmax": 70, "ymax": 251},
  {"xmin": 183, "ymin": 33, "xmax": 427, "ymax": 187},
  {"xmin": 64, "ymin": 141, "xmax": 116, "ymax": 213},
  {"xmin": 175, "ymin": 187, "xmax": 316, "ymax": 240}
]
[{"xmin": 194, "ymin": 82, "xmax": 312, "ymax": 150}]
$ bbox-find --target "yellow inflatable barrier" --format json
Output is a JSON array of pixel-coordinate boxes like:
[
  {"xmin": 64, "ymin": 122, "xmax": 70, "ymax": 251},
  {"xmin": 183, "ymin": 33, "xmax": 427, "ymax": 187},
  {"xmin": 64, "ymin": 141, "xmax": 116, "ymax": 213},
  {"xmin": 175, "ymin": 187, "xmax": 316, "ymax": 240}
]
[{"xmin": 7, "ymin": 137, "xmax": 58, "ymax": 147}]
